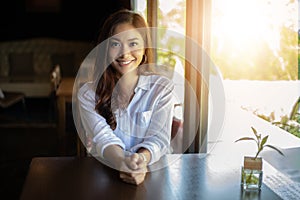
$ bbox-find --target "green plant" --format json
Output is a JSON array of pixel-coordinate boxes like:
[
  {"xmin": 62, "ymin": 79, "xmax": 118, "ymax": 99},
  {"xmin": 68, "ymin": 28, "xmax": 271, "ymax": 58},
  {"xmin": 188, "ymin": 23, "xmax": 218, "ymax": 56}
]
[
  {"xmin": 236, "ymin": 127, "xmax": 284, "ymax": 190},
  {"xmin": 235, "ymin": 126, "xmax": 284, "ymax": 159},
  {"xmin": 248, "ymin": 97, "xmax": 300, "ymax": 139}
]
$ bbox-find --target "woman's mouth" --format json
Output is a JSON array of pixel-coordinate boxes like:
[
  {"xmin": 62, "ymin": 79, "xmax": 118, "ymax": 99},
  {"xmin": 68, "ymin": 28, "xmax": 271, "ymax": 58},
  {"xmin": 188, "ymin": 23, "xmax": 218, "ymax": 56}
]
[{"xmin": 118, "ymin": 60, "xmax": 134, "ymax": 66}]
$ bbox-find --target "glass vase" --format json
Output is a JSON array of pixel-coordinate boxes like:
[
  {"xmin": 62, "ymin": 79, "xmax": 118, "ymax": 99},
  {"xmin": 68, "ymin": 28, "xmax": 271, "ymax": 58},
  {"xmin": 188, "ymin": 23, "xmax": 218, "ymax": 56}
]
[{"xmin": 241, "ymin": 156, "xmax": 263, "ymax": 191}]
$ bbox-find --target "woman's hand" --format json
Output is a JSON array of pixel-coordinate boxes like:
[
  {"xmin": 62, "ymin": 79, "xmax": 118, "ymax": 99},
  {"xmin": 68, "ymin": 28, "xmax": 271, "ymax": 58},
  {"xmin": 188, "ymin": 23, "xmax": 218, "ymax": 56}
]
[
  {"xmin": 119, "ymin": 153, "xmax": 147, "ymax": 185},
  {"xmin": 125, "ymin": 153, "xmax": 147, "ymax": 170},
  {"xmin": 103, "ymin": 145, "xmax": 149, "ymax": 185},
  {"xmin": 119, "ymin": 170, "xmax": 146, "ymax": 185}
]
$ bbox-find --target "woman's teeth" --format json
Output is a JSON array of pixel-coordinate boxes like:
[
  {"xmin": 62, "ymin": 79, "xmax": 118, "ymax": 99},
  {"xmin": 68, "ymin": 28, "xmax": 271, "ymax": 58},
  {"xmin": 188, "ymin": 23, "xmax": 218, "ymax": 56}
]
[{"xmin": 119, "ymin": 60, "xmax": 131, "ymax": 65}]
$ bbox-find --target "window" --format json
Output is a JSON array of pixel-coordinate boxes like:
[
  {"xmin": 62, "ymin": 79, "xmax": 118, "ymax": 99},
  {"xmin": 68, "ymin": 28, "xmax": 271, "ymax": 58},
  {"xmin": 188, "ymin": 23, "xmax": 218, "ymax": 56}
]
[
  {"xmin": 135, "ymin": 0, "xmax": 186, "ymax": 112},
  {"xmin": 211, "ymin": 0, "xmax": 298, "ymax": 80},
  {"xmin": 132, "ymin": 0, "xmax": 300, "ymax": 155},
  {"xmin": 210, "ymin": 0, "xmax": 300, "ymax": 139},
  {"xmin": 133, "ymin": 0, "xmax": 217, "ymax": 153}
]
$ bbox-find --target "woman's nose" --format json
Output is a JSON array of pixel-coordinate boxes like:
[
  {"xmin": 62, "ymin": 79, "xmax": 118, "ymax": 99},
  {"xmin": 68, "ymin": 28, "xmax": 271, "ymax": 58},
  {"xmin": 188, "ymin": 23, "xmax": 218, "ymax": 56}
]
[{"xmin": 119, "ymin": 45, "xmax": 131, "ymax": 57}]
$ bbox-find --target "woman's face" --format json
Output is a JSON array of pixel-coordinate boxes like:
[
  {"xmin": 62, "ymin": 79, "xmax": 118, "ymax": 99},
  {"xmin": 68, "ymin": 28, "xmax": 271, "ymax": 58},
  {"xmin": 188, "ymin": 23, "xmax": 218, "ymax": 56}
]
[{"xmin": 108, "ymin": 23, "xmax": 145, "ymax": 75}]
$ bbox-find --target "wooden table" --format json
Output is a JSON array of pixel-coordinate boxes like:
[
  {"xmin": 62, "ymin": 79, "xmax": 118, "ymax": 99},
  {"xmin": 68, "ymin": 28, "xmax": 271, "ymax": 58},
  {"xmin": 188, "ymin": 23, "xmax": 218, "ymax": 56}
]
[
  {"xmin": 20, "ymin": 154, "xmax": 281, "ymax": 200},
  {"xmin": 56, "ymin": 78, "xmax": 75, "ymax": 155}
]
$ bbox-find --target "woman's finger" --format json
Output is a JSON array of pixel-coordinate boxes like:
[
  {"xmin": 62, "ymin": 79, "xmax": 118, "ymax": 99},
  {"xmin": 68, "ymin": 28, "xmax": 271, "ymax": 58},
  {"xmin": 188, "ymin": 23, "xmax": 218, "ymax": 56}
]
[
  {"xmin": 120, "ymin": 171, "xmax": 146, "ymax": 185},
  {"xmin": 121, "ymin": 175, "xmax": 146, "ymax": 185},
  {"xmin": 131, "ymin": 153, "xmax": 140, "ymax": 162},
  {"xmin": 125, "ymin": 155, "xmax": 138, "ymax": 170}
]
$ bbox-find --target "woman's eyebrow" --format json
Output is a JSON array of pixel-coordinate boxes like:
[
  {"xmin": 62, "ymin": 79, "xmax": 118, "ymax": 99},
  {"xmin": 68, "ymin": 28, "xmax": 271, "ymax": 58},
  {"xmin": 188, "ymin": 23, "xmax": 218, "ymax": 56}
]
[
  {"xmin": 110, "ymin": 37, "xmax": 120, "ymax": 41},
  {"xmin": 110, "ymin": 37, "xmax": 140, "ymax": 42},
  {"xmin": 128, "ymin": 38, "xmax": 140, "ymax": 41}
]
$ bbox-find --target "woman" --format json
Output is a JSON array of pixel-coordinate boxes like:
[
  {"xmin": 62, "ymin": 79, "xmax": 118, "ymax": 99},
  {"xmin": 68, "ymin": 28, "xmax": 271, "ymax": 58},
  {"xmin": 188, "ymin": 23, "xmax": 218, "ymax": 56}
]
[{"xmin": 77, "ymin": 9, "xmax": 174, "ymax": 185}]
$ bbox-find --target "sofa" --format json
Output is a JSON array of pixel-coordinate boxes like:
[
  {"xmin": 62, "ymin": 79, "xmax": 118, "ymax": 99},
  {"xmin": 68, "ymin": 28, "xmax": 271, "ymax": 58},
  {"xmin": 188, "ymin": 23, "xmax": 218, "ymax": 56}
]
[{"xmin": 0, "ymin": 38, "xmax": 93, "ymax": 97}]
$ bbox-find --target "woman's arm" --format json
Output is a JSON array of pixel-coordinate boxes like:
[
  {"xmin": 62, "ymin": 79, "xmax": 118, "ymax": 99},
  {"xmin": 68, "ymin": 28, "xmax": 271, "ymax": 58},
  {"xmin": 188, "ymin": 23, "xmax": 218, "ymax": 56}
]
[
  {"xmin": 102, "ymin": 144, "xmax": 126, "ymax": 169},
  {"xmin": 137, "ymin": 148, "xmax": 151, "ymax": 165},
  {"xmin": 77, "ymin": 83, "xmax": 126, "ymax": 159}
]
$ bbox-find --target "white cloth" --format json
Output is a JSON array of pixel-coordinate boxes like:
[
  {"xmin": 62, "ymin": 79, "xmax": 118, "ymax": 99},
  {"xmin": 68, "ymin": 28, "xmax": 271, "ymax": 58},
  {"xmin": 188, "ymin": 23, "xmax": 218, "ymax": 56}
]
[{"xmin": 77, "ymin": 74, "xmax": 174, "ymax": 165}]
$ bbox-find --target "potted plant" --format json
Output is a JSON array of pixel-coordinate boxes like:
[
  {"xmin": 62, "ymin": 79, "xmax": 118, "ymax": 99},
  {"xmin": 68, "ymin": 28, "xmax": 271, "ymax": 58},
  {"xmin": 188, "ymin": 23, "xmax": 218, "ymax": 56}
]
[{"xmin": 235, "ymin": 126, "xmax": 284, "ymax": 190}]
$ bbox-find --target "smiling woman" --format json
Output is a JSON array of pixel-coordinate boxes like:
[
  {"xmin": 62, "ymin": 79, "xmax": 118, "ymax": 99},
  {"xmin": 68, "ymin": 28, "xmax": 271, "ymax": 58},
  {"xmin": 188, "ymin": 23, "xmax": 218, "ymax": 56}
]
[
  {"xmin": 108, "ymin": 24, "xmax": 145, "ymax": 75},
  {"xmin": 75, "ymin": 9, "xmax": 175, "ymax": 186}
]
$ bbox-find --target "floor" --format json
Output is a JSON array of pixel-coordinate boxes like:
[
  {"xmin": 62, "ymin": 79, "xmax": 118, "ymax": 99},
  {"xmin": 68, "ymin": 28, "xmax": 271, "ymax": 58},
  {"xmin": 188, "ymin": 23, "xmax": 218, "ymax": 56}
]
[{"xmin": 0, "ymin": 97, "xmax": 77, "ymax": 200}]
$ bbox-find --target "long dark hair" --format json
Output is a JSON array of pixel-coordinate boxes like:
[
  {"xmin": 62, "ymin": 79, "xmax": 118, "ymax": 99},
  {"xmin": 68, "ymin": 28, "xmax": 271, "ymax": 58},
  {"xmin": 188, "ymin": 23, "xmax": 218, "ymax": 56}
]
[{"xmin": 95, "ymin": 9, "xmax": 154, "ymax": 130}]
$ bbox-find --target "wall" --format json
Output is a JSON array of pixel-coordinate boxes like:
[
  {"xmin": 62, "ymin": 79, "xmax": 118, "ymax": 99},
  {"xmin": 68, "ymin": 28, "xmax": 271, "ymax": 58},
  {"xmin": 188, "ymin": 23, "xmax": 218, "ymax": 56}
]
[{"xmin": 0, "ymin": 0, "xmax": 131, "ymax": 43}]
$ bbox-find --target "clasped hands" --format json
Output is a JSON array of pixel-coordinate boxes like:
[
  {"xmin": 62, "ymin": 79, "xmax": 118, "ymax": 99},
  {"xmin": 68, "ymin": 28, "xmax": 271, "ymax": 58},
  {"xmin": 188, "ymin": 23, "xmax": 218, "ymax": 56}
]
[{"xmin": 119, "ymin": 153, "xmax": 147, "ymax": 185}]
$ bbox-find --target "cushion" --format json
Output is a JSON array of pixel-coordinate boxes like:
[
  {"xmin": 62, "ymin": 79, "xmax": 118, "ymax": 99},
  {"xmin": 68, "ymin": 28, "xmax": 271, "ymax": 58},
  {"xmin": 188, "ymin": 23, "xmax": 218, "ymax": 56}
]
[{"xmin": 8, "ymin": 53, "xmax": 34, "ymax": 82}]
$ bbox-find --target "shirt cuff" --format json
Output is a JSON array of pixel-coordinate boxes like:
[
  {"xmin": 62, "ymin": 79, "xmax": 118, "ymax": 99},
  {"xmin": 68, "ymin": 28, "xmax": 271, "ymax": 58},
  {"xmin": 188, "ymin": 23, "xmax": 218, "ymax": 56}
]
[{"xmin": 131, "ymin": 143, "xmax": 164, "ymax": 165}]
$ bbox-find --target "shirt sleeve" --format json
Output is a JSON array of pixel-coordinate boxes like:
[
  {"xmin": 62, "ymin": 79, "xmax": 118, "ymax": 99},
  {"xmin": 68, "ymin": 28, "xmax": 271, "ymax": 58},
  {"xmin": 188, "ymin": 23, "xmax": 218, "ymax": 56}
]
[
  {"xmin": 77, "ymin": 83, "xmax": 125, "ymax": 158},
  {"xmin": 131, "ymin": 77, "xmax": 174, "ymax": 165}
]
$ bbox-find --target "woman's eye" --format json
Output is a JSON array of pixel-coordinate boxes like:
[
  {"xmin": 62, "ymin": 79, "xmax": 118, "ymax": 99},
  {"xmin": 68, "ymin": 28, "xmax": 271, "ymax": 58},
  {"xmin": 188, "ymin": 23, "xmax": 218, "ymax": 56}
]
[
  {"xmin": 110, "ymin": 42, "xmax": 120, "ymax": 47},
  {"xmin": 130, "ymin": 42, "xmax": 138, "ymax": 47}
]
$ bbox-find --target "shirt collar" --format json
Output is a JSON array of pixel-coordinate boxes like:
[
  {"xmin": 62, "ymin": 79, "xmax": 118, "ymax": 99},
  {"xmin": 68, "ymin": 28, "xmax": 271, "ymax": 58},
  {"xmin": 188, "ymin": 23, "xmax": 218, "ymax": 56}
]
[{"xmin": 134, "ymin": 75, "xmax": 150, "ymax": 92}]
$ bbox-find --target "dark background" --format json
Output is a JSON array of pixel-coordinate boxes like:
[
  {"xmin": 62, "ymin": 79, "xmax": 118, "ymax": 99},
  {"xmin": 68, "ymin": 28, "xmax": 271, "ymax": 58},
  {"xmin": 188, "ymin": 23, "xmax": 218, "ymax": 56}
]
[
  {"xmin": 0, "ymin": 0, "xmax": 131, "ymax": 43},
  {"xmin": 0, "ymin": 0, "xmax": 130, "ymax": 199}
]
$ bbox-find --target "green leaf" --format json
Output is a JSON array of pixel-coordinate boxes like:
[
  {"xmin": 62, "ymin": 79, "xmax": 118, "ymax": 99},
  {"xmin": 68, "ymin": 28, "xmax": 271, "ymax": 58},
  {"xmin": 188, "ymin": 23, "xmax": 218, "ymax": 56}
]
[
  {"xmin": 251, "ymin": 126, "xmax": 262, "ymax": 141},
  {"xmin": 260, "ymin": 135, "xmax": 269, "ymax": 148},
  {"xmin": 251, "ymin": 126, "xmax": 258, "ymax": 137},
  {"xmin": 265, "ymin": 145, "xmax": 284, "ymax": 156},
  {"xmin": 234, "ymin": 137, "xmax": 256, "ymax": 143},
  {"xmin": 251, "ymin": 126, "xmax": 257, "ymax": 134}
]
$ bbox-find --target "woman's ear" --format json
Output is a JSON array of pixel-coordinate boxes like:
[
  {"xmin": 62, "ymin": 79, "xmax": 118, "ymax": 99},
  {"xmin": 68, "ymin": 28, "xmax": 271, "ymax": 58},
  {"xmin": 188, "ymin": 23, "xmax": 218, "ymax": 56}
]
[{"xmin": 140, "ymin": 54, "xmax": 147, "ymax": 65}]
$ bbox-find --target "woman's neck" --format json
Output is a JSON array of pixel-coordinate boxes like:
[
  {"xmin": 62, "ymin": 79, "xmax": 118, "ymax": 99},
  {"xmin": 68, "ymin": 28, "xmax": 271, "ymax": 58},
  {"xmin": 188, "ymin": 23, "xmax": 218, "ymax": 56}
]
[
  {"xmin": 118, "ymin": 70, "xmax": 139, "ymax": 95},
  {"xmin": 114, "ymin": 70, "xmax": 139, "ymax": 109}
]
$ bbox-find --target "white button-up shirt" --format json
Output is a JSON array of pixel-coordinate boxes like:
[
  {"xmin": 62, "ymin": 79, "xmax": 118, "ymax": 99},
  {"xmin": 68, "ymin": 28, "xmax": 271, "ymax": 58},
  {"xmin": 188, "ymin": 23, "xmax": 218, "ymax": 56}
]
[{"xmin": 77, "ymin": 74, "xmax": 174, "ymax": 165}]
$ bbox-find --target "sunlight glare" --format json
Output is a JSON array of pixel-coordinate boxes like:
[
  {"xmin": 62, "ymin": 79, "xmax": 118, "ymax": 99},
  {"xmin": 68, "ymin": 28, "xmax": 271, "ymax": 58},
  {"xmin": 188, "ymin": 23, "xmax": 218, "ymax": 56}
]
[{"xmin": 212, "ymin": 0, "xmax": 296, "ymax": 54}]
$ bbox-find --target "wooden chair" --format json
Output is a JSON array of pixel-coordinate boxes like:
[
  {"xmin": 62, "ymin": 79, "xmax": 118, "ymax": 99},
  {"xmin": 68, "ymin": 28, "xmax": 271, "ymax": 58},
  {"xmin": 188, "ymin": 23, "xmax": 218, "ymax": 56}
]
[
  {"xmin": 51, "ymin": 65, "xmax": 62, "ymax": 91},
  {"xmin": 0, "ymin": 89, "xmax": 27, "ymax": 123},
  {"xmin": 49, "ymin": 65, "xmax": 62, "ymax": 120},
  {"xmin": 0, "ymin": 89, "xmax": 26, "ymax": 110}
]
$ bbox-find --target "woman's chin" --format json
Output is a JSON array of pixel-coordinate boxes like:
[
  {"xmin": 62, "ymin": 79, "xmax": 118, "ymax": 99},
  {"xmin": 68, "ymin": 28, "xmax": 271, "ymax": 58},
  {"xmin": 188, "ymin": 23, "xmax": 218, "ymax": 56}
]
[{"xmin": 120, "ymin": 68, "xmax": 138, "ymax": 76}]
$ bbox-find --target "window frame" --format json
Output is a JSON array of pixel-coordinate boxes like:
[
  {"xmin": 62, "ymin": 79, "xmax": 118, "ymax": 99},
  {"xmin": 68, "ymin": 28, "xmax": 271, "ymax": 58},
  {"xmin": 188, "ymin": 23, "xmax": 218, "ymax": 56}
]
[{"xmin": 132, "ymin": 0, "xmax": 211, "ymax": 153}]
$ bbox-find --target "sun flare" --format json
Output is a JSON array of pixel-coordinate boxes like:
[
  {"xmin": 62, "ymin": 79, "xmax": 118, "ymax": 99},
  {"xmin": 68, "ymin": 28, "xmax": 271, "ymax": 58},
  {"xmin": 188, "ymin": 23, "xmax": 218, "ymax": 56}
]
[
  {"xmin": 212, "ymin": 0, "xmax": 296, "ymax": 55},
  {"xmin": 211, "ymin": 0, "xmax": 298, "ymax": 79}
]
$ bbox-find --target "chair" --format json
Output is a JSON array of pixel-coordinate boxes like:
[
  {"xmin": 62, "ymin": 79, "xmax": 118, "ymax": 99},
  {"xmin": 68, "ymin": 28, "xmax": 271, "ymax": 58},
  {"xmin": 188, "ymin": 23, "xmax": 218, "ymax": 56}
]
[
  {"xmin": 170, "ymin": 103, "xmax": 184, "ymax": 153},
  {"xmin": 51, "ymin": 64, "xmax": 62, "ymax": 91},
  {"xmin": 48, "ymin": 65, "xmax": 62, "ymax": 120},
  {"xmin": 0, "ymin": 89, "xmax": 27, "ymax": 123},
  {"xmin": 0, "ymin": 89, "xmax": 26, "ymax": 110}
]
